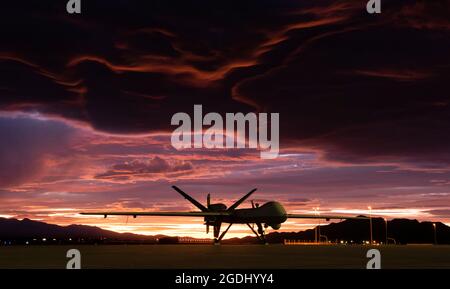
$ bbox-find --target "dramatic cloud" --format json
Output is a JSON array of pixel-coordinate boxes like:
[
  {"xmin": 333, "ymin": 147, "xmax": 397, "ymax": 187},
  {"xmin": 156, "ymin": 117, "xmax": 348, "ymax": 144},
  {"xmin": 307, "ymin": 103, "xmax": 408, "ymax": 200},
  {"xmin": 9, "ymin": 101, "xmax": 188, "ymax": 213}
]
[
  {"xmin": 96, "ymin": 157, "xmax": 193, "ymax": 180},
  {"xmin": 0, "ymin": 0, "xmax": 448, "ymax": 167},
  {"xmin": 0, "ymin": 115, "xmax": 75, "ymax": 188}
]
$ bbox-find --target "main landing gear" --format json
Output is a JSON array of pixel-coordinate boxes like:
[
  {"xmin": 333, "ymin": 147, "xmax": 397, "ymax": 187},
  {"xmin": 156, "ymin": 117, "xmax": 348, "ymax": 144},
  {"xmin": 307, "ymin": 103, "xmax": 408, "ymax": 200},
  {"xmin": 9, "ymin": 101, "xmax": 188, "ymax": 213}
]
[
  {"xmin": 211, "ymin": 222, "xmax": 268, "ymax": 245},
  {"xmin": 247, "ymin": 223, "xmax": 268, "ymax": 245}
]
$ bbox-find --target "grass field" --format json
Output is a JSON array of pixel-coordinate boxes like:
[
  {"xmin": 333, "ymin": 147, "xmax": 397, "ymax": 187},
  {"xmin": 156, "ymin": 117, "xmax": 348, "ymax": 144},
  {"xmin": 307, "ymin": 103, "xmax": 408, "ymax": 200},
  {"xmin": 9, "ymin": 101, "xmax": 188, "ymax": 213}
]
[{"xmin": 1, "ymin": 244, "xmax": 449, "ymax": 269}]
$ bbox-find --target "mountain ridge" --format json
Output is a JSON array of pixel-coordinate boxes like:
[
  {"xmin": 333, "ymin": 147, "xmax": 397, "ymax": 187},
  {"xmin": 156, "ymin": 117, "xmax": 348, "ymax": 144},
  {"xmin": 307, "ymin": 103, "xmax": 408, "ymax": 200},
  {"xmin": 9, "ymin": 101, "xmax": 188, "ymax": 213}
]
[{"xmin": 1, "ymin": 217, "xmax": 449, "ymax": 244}]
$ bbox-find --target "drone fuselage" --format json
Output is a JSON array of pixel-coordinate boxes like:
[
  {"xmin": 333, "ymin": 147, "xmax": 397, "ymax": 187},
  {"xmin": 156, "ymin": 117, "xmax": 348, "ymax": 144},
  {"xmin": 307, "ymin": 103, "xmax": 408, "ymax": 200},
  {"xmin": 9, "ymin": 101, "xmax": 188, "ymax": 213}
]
[{"xmin": 205, "ymin": 201, "xmax": 287, "ymax": 230}]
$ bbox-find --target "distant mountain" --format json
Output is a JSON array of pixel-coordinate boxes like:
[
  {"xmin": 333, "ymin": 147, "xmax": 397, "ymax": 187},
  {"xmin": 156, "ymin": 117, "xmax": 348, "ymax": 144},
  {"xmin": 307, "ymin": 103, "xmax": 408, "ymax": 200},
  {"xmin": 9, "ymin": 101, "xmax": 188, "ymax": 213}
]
[
  {"xmin": 1, "ymin": 217, "xmax": 449, "ymax": 245},
  {"xmin": 0, "ymin": 218, "xmax": 161, "ymax": 243},
  {"xmin": 225, "ymin": 217, "xmax": 450, "ymax": 245}
]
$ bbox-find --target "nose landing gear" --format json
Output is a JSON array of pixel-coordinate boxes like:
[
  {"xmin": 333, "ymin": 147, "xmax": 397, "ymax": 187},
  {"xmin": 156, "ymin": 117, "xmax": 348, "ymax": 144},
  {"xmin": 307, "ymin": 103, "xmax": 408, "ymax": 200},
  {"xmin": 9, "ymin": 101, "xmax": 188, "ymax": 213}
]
[{"xmin": 213, "ymin": 223, "xmax": 233, "ymax": 245}]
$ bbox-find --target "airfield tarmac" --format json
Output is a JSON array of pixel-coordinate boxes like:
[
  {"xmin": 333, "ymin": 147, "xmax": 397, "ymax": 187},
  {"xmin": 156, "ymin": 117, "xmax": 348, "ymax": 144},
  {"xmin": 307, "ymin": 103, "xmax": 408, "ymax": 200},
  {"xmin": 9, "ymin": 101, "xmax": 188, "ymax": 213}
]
[{"xmin": 0, "ymin": 244, "xmax": 449, "ymax": 269}]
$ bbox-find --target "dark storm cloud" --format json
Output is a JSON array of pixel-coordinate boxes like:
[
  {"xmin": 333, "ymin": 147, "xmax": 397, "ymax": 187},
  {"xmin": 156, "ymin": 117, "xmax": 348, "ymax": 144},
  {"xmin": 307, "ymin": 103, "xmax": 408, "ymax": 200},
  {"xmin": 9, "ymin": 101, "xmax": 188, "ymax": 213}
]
[{"xmin": 0, "ymin": 0, "xmax": 449, "ymax": 165}]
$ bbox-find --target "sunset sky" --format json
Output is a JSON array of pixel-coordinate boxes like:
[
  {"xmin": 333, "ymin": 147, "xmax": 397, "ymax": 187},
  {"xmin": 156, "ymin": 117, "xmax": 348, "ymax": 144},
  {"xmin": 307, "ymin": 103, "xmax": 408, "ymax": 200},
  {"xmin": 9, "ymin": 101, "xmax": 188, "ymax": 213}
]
[{"xmin": 1, "ymin": 0, "xmax": 450, "ymax": 238}]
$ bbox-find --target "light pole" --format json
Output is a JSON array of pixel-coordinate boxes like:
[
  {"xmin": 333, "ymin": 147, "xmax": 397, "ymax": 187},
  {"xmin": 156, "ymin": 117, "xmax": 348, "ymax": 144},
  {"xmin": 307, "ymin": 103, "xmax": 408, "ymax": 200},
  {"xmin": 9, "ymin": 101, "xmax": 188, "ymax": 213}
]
[
  {"xmin": 433, "ymin": 223, "xmax": 437, "ymax": 245},
  {"xmin": 317, "ymin": 207, "xmax": 321, "ymax": 244},
  {"xmin": 384, "ymin": 218, "xmax": 388, "ymax": 245},
  {"xmin": 313, "ymin": 207, "xmax": 318, "ymax": 243},
  {"xmin": 368, "ymin": 206, "xmax": 373, "ymax": 245}
]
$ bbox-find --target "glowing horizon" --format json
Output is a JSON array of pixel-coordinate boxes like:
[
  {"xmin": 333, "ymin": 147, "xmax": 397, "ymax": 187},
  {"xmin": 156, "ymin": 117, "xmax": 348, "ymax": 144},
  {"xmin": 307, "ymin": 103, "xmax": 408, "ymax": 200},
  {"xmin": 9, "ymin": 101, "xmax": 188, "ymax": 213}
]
[{"xmin": 1, "ymin": 0, "xmax": 450, "ymax": 240}]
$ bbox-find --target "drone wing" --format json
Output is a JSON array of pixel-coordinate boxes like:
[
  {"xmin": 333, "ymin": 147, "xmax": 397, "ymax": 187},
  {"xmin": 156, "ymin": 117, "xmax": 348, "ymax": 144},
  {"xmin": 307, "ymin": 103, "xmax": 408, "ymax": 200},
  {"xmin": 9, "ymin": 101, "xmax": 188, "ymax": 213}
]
[
  {"xmin": 80, "ymin": 211, "xmax": 231, "ymax": 218},
  {"xmin": 287, "ymin": 214, "xmax": 368, "ymax": 220}
]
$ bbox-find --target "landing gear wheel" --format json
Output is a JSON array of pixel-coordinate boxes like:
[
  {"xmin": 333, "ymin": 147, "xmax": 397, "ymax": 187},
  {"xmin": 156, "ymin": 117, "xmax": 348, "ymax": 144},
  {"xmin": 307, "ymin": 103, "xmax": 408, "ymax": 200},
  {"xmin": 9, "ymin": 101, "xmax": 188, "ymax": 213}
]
[{"xmin": 247, "ymin": 223, "xmax": 269, "ymax": 244}]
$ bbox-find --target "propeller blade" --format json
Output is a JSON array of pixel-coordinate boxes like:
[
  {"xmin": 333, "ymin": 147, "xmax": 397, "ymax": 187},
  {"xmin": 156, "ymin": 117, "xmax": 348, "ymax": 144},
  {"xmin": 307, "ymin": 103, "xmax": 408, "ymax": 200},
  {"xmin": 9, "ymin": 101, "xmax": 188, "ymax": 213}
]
[
  {"xmin": 207, "ymin": 193, "xmax": 211, "ymax": 208},
  {"xmin": 172, "ymin": 186, "xmax": 208, "ymax": 212},
  {"xmin": 206, "ymin": 224, "xmax": 209, "ymax": 234},
  {"xmin": 227, "ymin": 188, "xmax": 257, "ymax": 211},
  {"xmin": 251, "ymin": 200, "xmax": 255, "ymax": 208}
]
